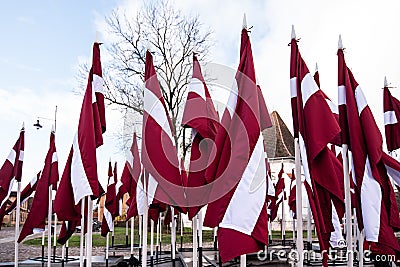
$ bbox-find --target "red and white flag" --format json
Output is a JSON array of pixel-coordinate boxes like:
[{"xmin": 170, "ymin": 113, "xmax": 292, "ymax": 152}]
[
  {"xmin": 142, "ymin": 50, "xmax": 185, "ymax": 209},
  {"xmin": 269, "ymin": 165, "xmax": 286, "ymax": 222},
  {"xmin": 203, "ymin": 22, "xmax": 272, "ymax": 262},
  {"xmin": 338, "ymin": 37, "xmax": 400, "ymax": 256},
  {"xmin": 181, "ymin": 54, "xmax": 219, "ymax": 219},
  {"xmin": 290, "ymin": 29, "xmax": 344, "ymax": 261},
  {"xmin": 0, "ymin": 126, "xmax": 24, "ymax": 208},
  {"xmin": 54, "ymin": 42, "xmax": 106, "ymax": 242},
  {"xmin": 383, "ymin": 81, "xmax": 400, "ymax": 161},
  {"xmin": 101, "ymin": 161, "xmax": 117, "ymax": 237},
  {"xmin": 18, "ymin": 129, "xmax": 59, "ymax": 242},
  {"xmin": 5, "ymin": 171, "xmax": 41, "ymax": 215},
  {"xmin": 122, "ymin": 132, "xmax": 144, "ymax": 220},
  {"xmin": 288, "ymin": 169, "xmax": 296, "ymax": 219}
]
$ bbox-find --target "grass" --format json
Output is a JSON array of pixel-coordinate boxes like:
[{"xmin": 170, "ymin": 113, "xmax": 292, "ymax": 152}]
[{"xmin": 24, "ymin": 227, "xmax": 315, "ymax": 247}]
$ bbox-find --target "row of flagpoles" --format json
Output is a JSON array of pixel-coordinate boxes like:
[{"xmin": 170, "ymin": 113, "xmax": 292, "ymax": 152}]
[{"xmin": 2, "ymin": 14, "xmax": 400, "ymax": 267}]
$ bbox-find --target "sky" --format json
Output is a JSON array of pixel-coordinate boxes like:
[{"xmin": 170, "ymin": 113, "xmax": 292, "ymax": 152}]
[{"xmin": 1, "ymin": 0, "xmax": 400, "ymax": 189}]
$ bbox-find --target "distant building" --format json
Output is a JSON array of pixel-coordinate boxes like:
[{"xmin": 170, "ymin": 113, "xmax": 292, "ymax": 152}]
[{"xmin": 2, "ymin": 192, "xmax": 33, "ymax": 227}]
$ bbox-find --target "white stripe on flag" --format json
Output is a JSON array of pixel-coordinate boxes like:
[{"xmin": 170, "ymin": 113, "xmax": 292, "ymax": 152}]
[
  {"xmin": 300, "ymin": 73, "xmax": 319, "ymax": 106},
  {"xmin": 104, "ymin": 207, "xmax": 114, "ymax": 232},
  {"xmin": 338, "ymin": 85, "xmax": 346, "ymax": 105},
  {"xmin": 126, "ymin": 153, "xmax": 134, "ymax": 168},
  {"xmin": 226, "ymin": 80, "xmax": 238, "ymax": 118},
  {"xmin": 290, "ymin": 77, "xmax": 297, "ymax": 98},
  {"xmin": 144, "ymin": 88, "xmax": 174, "ymax": 144},
  {"xmin": 30, "ymin": 174, "xmax": 38, "ymax": 187},
  {"xmin": 92, "ymin": 74, "xmax": 104, "ymax": 94},
  {"xmin": 71, "ymin": 134, "xmax": 94, "ymax": 204},
  {"xmin": 6, "ymin": 149, "xmax": 16, "ymax": 164},
  {"xmin": 188, "ymin": 78, "xmax": 206, "ymax": 100},
  {"xmin": 385, "ymin": 163, "xmax": 400, "ymax": 187},
  {"xmin": 51, "ymin": 152, "xmax": 58, "ymax": 164},
  {"xmin": 0, "ymin": 178, "xmax": 15, "ymax": 207},
  {"xmin": 361, "ymin": 156, "xmax": 381, "ymax": 242},
  {"xmin": 147, "ymin": 174, "xmax": 158, "ymax": 206},
  {"xmin": 326, "ymin": 98, "xmax": 339, "ymax": 114},
  {"xmin": 330, "ymin": 201, "xmax": 344, "ymax": 247},
  {"xmin": 299, "ymin": 134, "xmax": 312, "ymax": 189},
  {"xmin": 384, "ymin": 111, "xmax": 398, "ymax": 125},
  {"xmin": 219, "ymin": 134, "xmax": 266, "ymax": 235},
  {"xmin": 136, "ymin": 180, "xmax": 145, "ymax": 216},
  {"xmin": 18, "ymin": 150, "xmax": 24, "ymax": 161},
  {"xmin": 355, "ymin": 86, "xmax": 367, "ymax": 115}
]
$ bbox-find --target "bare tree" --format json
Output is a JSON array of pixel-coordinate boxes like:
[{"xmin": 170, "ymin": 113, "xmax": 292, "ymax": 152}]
[{"xmin": 101, "ymin": 1, "xmax": 212, "ymax": 156}]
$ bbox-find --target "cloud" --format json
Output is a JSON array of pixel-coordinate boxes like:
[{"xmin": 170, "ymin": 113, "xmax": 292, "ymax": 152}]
[{"xmin": 16, "ymin": 16, "xmax": 35, "ymax": 25}]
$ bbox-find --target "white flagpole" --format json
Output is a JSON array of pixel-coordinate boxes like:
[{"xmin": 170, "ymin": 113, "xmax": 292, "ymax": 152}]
[
  {"xmin": 47, "ymin": 186, "xmax": 53, "ymax": 267},
  {"xmin": 198, "ymin": 210, "xmax": 203, "ymax": 266},
  {"xmin": 42, "ymin": 231, "xmax": 45, "ymax": 261},
  {"xmin": 295, "ymin": 138, "xmax": 303, "ymax": 267},
  {"xmin": 358, "ymin": 230, "xmax": 364, "ymax": 266},
  {"xmin": 106, "ymin": 232, "xmax": 109, "ymax": 265},
  {"xmin": 139, "ymin": 214, "xmax": 143, "ymax": 248},
  {"xmin": 342, "ymin": 144, "xmax": 353, "ymax": 267},
  {"xmin": 192, "ymin": 215, "xmax": 198, "ymax": 267},
  {"xmin": 130, "ymin": 217, "xmax": 135, "ymax": 256},
  {"xmin": 79, "ymin": 197, "xmax": 85, "ymax": 267},
  {"xmin": 307, "ymin": 201, "xmax": 312, "ymax": 261},
  {"xmin": 142, "ymin": 176, "xmax": 149, "ymax": 267},
  {"xmin": 86, "ymin": 197, "xmax": 94, "ymax": 266},
  {"xmin": 171, "ymin": 207, "xmax": 176, "ymax": 262},
  {"xmin": 53, "ymin": 213, "xmax": 57, "ymax": 260},
  {"xmin": 14, "ymin": 180, "xmax": 21, "ymax": 267},
  {"xmin": 150, "ymin": 219, "xmax": 154, "ymax": 264},
  {"xmin": 282, "ymin": 199, "xmax": 286, "ymax": 245},
  {"xmin": 61, "ymin": 244, "xmax": 65, "ymax": 264},
  {"xmin": 156, "ymin": 217, "xmax": 160, "ymax": 260},
  {"xmin": 240, "ymin": 255, "xmax": 246, "ymax": 267}
]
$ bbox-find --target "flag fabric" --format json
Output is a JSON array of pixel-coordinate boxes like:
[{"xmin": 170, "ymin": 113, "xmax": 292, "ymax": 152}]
[
  {"xmin": 122, "ymin": 132, "xmax": 144, "ymax": 220},
  {"xmin": 203, "ymin": 26, "xmax": 272, "ymax": 262},
  {"xmin": 18, "ymin": 130, "xmax": 59, "ymax": 242},
  {"xmin": 54, "ymin": 42, "xmax": 106, "ymax": 243},
  {"xmin": 269, "ymin": 165, "xmax": 286, "ymax": 222},
  {"xmin": 101, "ymin": 162, "xmax": 117, "ymax": 237},
  {"xmin": 383, "ymin": 85, "xmax": 400, "ymax": 160},
  {"xmin": 290, "ymin": 31, "xmax": 345, "ymax": 263},
  {"xmin": 288, "ymin": 169, "xmax": 296, "ymax": 219},
  {"xmin": 0, "ymin": 127, "xmax": 24, "ymax": 207},
  {"xmin": 338, "ymin": 41, "xmax": 400, "ymax": 256},
  {"xmin": 142, "ymin": 50, "xmax": 185, "ymax": 209},
  {"xmin": 181, "ymin": 54, "xmax": 219, "ymax": 220},
  {"xmin": 5, "ymin": 171, "xmax": 41, "ymax": 215}
]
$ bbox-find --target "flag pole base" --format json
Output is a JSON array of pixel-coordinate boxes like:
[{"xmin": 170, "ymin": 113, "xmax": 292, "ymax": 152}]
[
  {"xmin": 214, "ymin": 237, "xmax": 218, "ymax": 251},
  {"xmin": 155, "ymin": 245, "xmax": 159, "ymax": 262},
  {"xmin": 126, "ymin": 235, "xmax": 129, "ymax": 247},
  {"xmin": 282, "ymin": 235, "xmax": 286, "ymax": 246},
  {"xmin": 139, "ymin": 247, "xmax": 142, "ymax": 262},
  {"xmin": 41, "ymin": 244, "xmax": 44, "ymax": 261},
  {"xmin": 105, "ymin": 258, "xmax": 108, "ymax": 267},
  {"xmin": 198, "ymin": 246, "xmax": 203, "ymax": 267},
  {"xmin": 111, "ymin": 236, "xmax": 115, "ymax": 247},
  {"xmin": 53, "ymin": 245, "xmax": 56, "ymax": 261},
  {"xmin": 61, "ymin": 259, "xmax": 64, "ymax": 267},
  {"xmin": 218, "ymin": 253, "xmax": 222, "ymax": 267},
  {"xmin": 65, "ymin": 246, "xmax": 69, "ymax": 260},
  {"xmin": 172, "ymin": 258, "xmax": 176, "ymax": 267},
  {"xmin": 180, "ymin": 236, "xmax": 183, "ymax": 251},
  {"xmin": 150, "ymin": 255, "xmax": 154, "ymax": 267}
]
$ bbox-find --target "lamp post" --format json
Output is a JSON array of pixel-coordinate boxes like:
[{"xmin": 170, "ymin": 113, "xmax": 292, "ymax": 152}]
[{"xmin": 33, "ymin": 106, "xmax": 57, "ymax": 131}]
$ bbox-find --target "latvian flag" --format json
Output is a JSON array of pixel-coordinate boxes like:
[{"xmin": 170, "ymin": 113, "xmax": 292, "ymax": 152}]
[
  {"xmin": 142, "ymin": 50, "xmax": 185, "ymax": 209},
  {"xmin": 101, "ymin": 161, "xmax": 117, "ymax": 237},
  {"xmin": 269, "ymin": 165, "xmax": 286, "ymax": 222},
  {"xmin": 290, "ymin": 27, "xmax": 344, "ymax": 264},
  {"xmin": 0, "ymin": 126, "xmax": 24, "ymax": 208},
  {"xmin": 203, "ymin": 20, "xmax": 272, "ymax": 262},
  {"xmin": 181, "ymin": 53, "xmax": 219, "ymax": 220},
  {"xmin": 18, "ymin": 129, "xmax": 59, "ymax": 242},
  {"xmin": 338, "ymin": 36, "xmax": 400, "ymax": 257},
  {"xmin": 54, "ymin": 42, "xmax": 106, "ymax": 242},
  {"xmin": 383, "ymin": 80, "xmax": 400, "ymax": 162}
]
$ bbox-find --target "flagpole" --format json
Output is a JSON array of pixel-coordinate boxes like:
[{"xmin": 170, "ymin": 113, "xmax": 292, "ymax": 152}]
[
  {"xmin": 139, "ymin": 215, "xmax": 143, "ymax": 261},
  {"xmin": 126, "ymin": 221, "xmax": 129, "ymax": 247},
  {"xmin": 282, "ymin": 199, "xmax": 286, "ymax": 246},
  {"xmin": 142, "ymin": 175, "xmax": 149, "ymax": 267},
  {"xmin": 156, "ymin": 217, "xmax": 160, "ymax": 262},
  {"xmin": 171, "ymin": 207, "xmax": 176, "ymax": 265},
  {"xmin": 130, "ymin": 217, "xmax": 134, "ymax": 261},
  {"xmin": 306, "ymin": 201, "xmax": 312, "ymax": 262},
  {"xmin": 53, "ymin": 213, "xmax": 57, "ymax": 260},
  {"xmin": 198, "ymin": 210, "xmax": 203, "ymax": 267},
  {"xmin": 41, "ymin": 231, "xmax": 45, "ymax": 263},
  {"xmin": 79, "ymin": 197, "xmax": 85, "ymax": 267},
  {"xmin": 14, "ymin": 180, "xmax": 21, "ymax": 267},
  {"xmin": 159, "ymin": 216, "xmax": 162, "ymax": 256},
  {"xmin": 342, "ymin": 144, "xmax": 353, "ymax": 267},
  {"xmin": 86, "ymin": 197, "xmax": 94, "ymax": 266},
  {"xmin": 192, "ymin": 215, "xmax": 198, "ymax": 267},
  {"xmin": 180, "ymin": 214, "xmax": 183, "ymax": 251},
  {"xmin": 106, "ymin": 232, "xmax": 109, "ymax": 267},
  {"xmin": 150, "ymin": 219, "xmax": 154, "ymax": 267},
  {"xmin": 47, "ymin": 186, "xmax": 53, "ymax": 267},
  {"xmin": 240, "ymin": 255, "xmax": 246, "ymax": 267},
  {"xmin": 294, "ymin": 138, "xmax": 303, "ymax": 267}
]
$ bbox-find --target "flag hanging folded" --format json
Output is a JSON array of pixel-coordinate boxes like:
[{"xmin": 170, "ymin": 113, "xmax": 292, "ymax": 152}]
[
  {"xmin": 290, "ymin": 28, "xmax": 344, "ymax": 262},
  {"xmin": 18, "ymin": 129, "xmax": 59, "ymax": 242},
  {"xmin": 101, "ymin": 161, "xmax": 117, "ymax": 237},
  {"xmin": 142, "ymin": 50, "xmax": 185, "ymax": 209},
  {"xmin": 0, "ymin": 126, "xmax": 24, "ymax": 208},
  {"xmin": 203, "ymin": 20, "xmax": 272, "ymax": 262},
  {"xmin": 181, "ymin": 53, "xmax": 220, "ymax": 220},
  {"xmin": 269, "ymin": 165, "xmax": 286, "ymax": 222},
  {"xmin": 338, "ymin": 37, "xmax": 400, "ymax": 256},
  {"xmin": 54, "ymin": 42, "xmax": 106, "ymax": 243},
  {"xmin": 122, "ymin": 132, "xmax": 144, "ymax": 220},
  {"xmin": 288, "ymin": 169, "xmax": 296, "ymax": 219},
  {"xmin": 383, "ymin": 82, "xmax": 400, "ymax": 161}
]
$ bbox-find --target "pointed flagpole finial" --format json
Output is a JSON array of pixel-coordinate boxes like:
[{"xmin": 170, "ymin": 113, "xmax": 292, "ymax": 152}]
[
  {"xmin": 95, "ymin": 31, "xmax": 99, "ymax": 43},
  {"xmin": 384, "ymin": 76, "xmax": 388, "ymax": 88},
  {"xmin": 338, "ymin": 34, "xmax": 343, "ymax": 50},
  {"xmin": 51, "ymin": 124, "xmax": 55, "ymax": 133},
  {"xmin": 242, "ymin": 13, "xmax": 247, "ymax": 30},
  {"xmin": 291, "ymin": 25, "xmax": 296, "ymax": 40},
  {"xmin": 146, "ymin": 40, "xmax": 150, "ymax": 51},
  {"xmin": 315, "ymin": 62, "xmax": 319, "ymax": 73},
  {"xmin": 22, "ymin": 122, "xmax": 25, "ymax": 130},
  {"xmin": 109, "ymin": 157, "xmax": 112, "ymax": 163}
]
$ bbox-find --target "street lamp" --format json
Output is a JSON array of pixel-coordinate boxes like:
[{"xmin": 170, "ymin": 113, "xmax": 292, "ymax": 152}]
[{"xmin": 33, "ymin": 106, "xmax": 57, "ymax": 131}]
